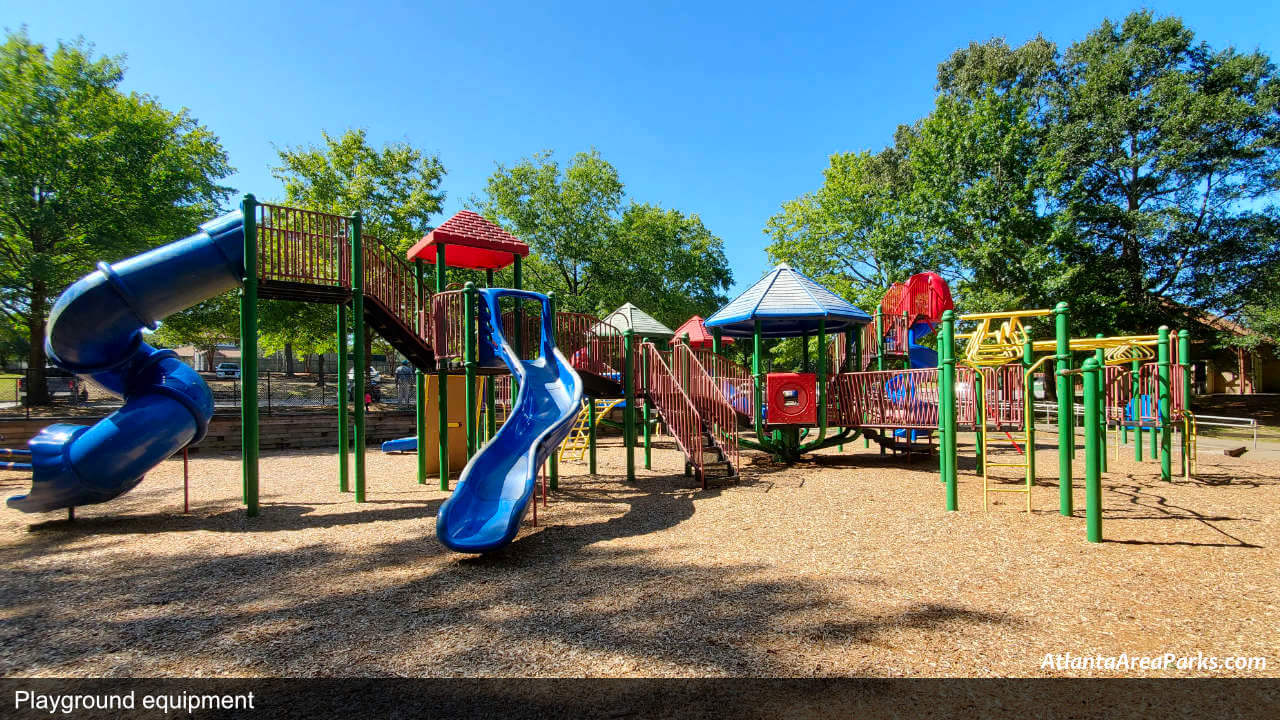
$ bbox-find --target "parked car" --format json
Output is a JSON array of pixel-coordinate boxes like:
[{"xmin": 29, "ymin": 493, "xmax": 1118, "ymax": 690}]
[
  {"xmin": 215, "ymin": 362, "xmax": 241, "ymax": 378},
  {"xmin": 18, "ymin": 368, "xmax": 84, "ymax": 401}
]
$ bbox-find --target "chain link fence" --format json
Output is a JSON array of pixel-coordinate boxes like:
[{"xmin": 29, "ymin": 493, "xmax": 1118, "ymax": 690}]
[{"xmin": 0, "ymin": 367, "xmax": 427, "ymax": 419}]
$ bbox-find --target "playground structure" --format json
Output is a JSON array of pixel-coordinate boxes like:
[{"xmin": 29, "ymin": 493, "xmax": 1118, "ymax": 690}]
[{"xmin": 0, "ymin": 193, "xmax": 1203, "ymax": 549}]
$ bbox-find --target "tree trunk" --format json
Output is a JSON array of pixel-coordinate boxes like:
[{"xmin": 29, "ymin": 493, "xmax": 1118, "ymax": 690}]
[
  {"xmin": 26, "ymin": 280, "xmax": 50, "ymax": 405},
  {"xmin": 316, "ymin": 353, "xmax": 326, "ymax": 387},
  {"xmin": 284, "ymin": 342, "xmax": 295, "ymax": 376}
]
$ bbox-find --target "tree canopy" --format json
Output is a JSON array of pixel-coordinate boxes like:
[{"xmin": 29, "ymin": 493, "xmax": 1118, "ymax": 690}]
[
  {"xmin": 767, "ymin": 11, "xmax": 1280, "ymax": 342},
  {"xmin": 0, "ymin": 29, "xmax": 232, "ymax": 401},
  {"xmin": 472, "ymin": 150, "xmax": 733, "ymax": 328}
]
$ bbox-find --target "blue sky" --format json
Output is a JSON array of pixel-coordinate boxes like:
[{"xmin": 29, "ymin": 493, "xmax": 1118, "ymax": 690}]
[{"xmin": 3, "ymin": 1, "xmax": 1276, "ymax": 295}]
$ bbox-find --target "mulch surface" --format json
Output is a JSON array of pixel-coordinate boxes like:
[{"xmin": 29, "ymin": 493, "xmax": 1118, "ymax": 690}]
[{"xmin": 0, "ymin": 433, "xmax": 1275, "ymax": 678}]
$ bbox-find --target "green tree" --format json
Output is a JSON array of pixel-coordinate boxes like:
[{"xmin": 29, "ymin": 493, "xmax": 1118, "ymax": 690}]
[
  {"xmin": 1045, "ymin": 11, "xmax": 1280, "ymax": 331},
  {"xmin": 150, "ymin": 290, "xmax": 239, "ymax": 369},
  {"xmin": 472, "ymin": 149, "xmax": 623, "ymax": 312},
  {"xmin": 474, "ymin": 149, "xmax": 731, "ymax": 325},
  {"xmin": 272, "ymin": 128, "xmax": 446, "ymax": 253},
  {"xmin": 599, "ymin": 203, "xmax": 732, "ymax": 328},
  {"xmin": 270, "ymin": 128, "xmax": 447, "ymax": 364},
  {"xmin": 764, "ymin": 145, "xmax": 933, "ymax": 312},
  {"xmin": 0, "ymin": 30, "xmax": 232, "ymax": 402}
]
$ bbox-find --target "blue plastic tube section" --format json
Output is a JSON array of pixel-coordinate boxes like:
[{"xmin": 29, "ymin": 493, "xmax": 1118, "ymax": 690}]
[
  {"xmin": 7, "ymin": 211, "xmax": 246, "ymax": 513},
  {"xmin": 435, "ymin": 289, "xmax": 583, "ymax": 553}
]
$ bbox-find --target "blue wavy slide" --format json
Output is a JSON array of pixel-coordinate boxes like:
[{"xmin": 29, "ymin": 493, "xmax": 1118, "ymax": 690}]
[
  {"xmin": 435, "ymin": 289, "xmax": 583, "ymax": 553},
  {"xmin": 6, "ymin": 211, "xmax": 246, "ymax": 513}
]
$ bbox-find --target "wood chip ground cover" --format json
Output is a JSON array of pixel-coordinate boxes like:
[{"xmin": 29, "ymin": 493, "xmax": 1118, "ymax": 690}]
[{"xmin": 0, "ymin": 434, "xmax": 1275, "ymax": 677}]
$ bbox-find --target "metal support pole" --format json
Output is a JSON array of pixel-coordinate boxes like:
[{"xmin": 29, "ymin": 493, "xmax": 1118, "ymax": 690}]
[
  {"xmin": 435, "ymin": 242, "xmax": 449, "ymax": 490},
  {"xmin": 752, "ymin": 319, "xmax": 765, "ymax": 443},
  {"xmin": 239, "ymin": 194, "xmax": 260, "ymax": 517},
  {"xmin": 1023, "ymin": 338, "xmax": 1035, "ymax": 483},
  {"xmin": 337, "ymin": 304, "xmax": 349, "ymax": 492},
  {"xmin": 973, "ymin": 370, "xmax": 984, "ymax": 475},
  {"xmin": 1132, "ymin": 357, "xmax": 1143, "ymax": 461},
  {"xmin": 624, "ymin": 329, "xmax": 636, "ymax": 482},
  {"xmin": 940, "ymin": 311, "xmax": 957, "ymax": 510},
  {"xmin": 1095, "ymin": 334, "xmax": 1107, "ymax": 473},
  {"xmin": 547, "ymin": 292, "xmax": 558, "ymax": 490},
  {"xmin": 1179, "ymin": 329, "xmax": 1192, "ymax": 476},
  {"xmin": 485, "ymin": 269, "xmax": 496, "ymax": 441},
  {"xmin": 801, "ymin": 331, "xmax": 809, "ymax": 374},
  {"xmin": 1054, "ymin": 302, "xmax": 1072, "ymax": 516},
  {"xmin": 642, "ymin": 336, "xmax": 652, "ymax": 470},
  {"xmin": 350, "ymin": 212, "xmax": 366, "ymax": 503},
  {"xmin": 415, "ymin": 259, "xmax": 427, "ymax": 483},
  {"xmin": 711, "ymin": 327, "xmax": 722, "ymax": 355},
  {"xmin": 464, "ymin": 282, "xmax": 478, "ymax": 458},
  {"xmin": 902, "ymin": 311, "xmax": 910, "ymax": 370},
  {"xmin": 1158, "ymin": 326, "xmax": 1172, "ymax": 482},
  {"xmin": 1083, "ymin": 357, "xmax": 1102, "ymax": 543},
  {"xmin": 588, "ymin": 399, "xmax": 598, "ymax": 475}
]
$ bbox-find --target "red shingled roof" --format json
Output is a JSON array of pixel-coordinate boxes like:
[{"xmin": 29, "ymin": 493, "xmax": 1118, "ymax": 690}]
[
  {"xmin": 670, "ymin": 315, "xmax": 734, "ymax": 349},
  {"xmin": 406, "ymin": 210, "xmax": 530, "ymax": 270}
]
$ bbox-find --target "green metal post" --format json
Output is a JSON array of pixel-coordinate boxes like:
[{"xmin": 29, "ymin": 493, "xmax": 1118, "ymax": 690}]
[
  {"xmin": 1158, "ymin": 326, "xmax": 1172, "ymax": 482},
  {"xmin": 547, "ymin": 292, "xmax": 558, "ymax": 490},
  {"xmin": 624, "ymin": 329, "xmax": 636, "ymax": 481},
  {"xmin": 1179, "ymin": 330, "xmax": 1191, "ymax": 476},
  {"xmin": 1082, "ymin": 357, "xmax": 1102, "ymax": 543},
  {"xmin": 1095, "ymin": 334, "xmax": 1107, "ymax": 473},
  {"xmin": 485, "ymin": 269, "xmax": 496, "ymax": 441},
  {"xmin": 588, "ymin": 399, "xmax": 598, "ymax": 475},
  {"xmin": 1054, "ymin": 302, "xmax": 1072, "ymax": 516},
  {"xmin": 874, "ymin": 312, "xmax": 884, "ymax": 371},
  {"xmin": 464, "ymin": 283, "xmax": 478, "ymax": 458},
  {"xmin": 435, "ymin": 242, "xmax": 449, "ymax": 490},
  {"xmin": 1023, "ymin": 338, "xmax": 1036, "ymax": 484},
  {"xmin": 875, "ymin": 312, "xmax": 885, "ymax": 455},
  {"xmin": 239, "ymin": 194, "xmax": 259, "ymax": 517},
  {"xmin": 940, "ymin": 310, "xmax": 957, "ymax": 510},
  {"xmin": 752, "ymin": 319, "xmax": 765, "ymax": 443},
  {"xmin": 801, "ymin": 331, "xmax": 809, "ymax": 374},
  {"xmin": 902, "ymin": 311, "xmax": 910, "ymax": 370},
  {"xmin": 815, "ymin": 319, "xmax": 827, "ymax": 445},
  {"xmin": 712, "ymin": 327, "xmax": 722, "ymax": 355},
  {"xmin": 350, "ymin": 212, "xmax": 366, "ymax": 503},
  {"xmin": 513, "ymin": 256, "xmax": 523, "ymax": 362},
  {"xmin": 642, "ymin": 336, "xmax": 652, "ymax": 470},
  {"xmin": 1133, "ymin": 357, "xmax": 1143, "ymax": 462},
  {"xmin": 858, "ymin": 325, "xmax": 868, "ymax": 447},
  {"xmin": 415, "ymin": 259, "xmax": 427, "ymax": 484},
  {"xmin": 973, "ymin": 370, "xmax": 984, "ymax": 474},
  {"xmin": 337, "ymin": 304, "xmax": 349, "ymax": 492}
]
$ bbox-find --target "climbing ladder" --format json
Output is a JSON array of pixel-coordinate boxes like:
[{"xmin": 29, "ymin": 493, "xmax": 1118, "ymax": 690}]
[
  {"xmin": 558, "ymin": 398, "xmax": 625, "ymax": 463},
  {"xmin": 972, "ymin": 362, "xmax": 1034, "ymax": 513}
]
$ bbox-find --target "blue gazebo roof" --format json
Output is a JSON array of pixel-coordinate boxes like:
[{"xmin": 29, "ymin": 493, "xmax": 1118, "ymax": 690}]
[{"xmin": 705, "ymin": 263, "xmax": 872, "ymax": 338}]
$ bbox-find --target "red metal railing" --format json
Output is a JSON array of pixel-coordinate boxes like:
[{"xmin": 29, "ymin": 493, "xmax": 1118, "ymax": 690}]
[
  {"xmin": 256, "ymin": 203, "xmax": 350, "ymax": 287},
  {"xmin": 673, "ymin": 343, "xmax": 739, "ymax": 473},
  {"xmin": 500, "ymin": 309, "xmax": 543, "ymax": 361},
  {"xmin": 828, "ymin": 368, "xmax": 942, "ymax": 429},
  {"xmin": 691, "ymin": 349, "xmax": 753, "ymax": 419},
  {"xmin": 860, "ymin": 316, "xmax": 910, "ymax": 369},
  {"xmin": 492, "ymin": 374, "xmax": 512, "ymax": 409},
  {"xmin": 956, "ymin": 366, "xmax": 978, "ymax": 428},
  {"xmin": 556, "ymin": 311, "xmax": 627, "ymax": 380},
  {"xmin": 432, "ymin": 290, "xmax": 467, "ymax": 360},
  {"xmin": 362, "ymin": 237, "xmax": 419, "ymax": 335},
  {"xmin": 640, "ymin": 342, "xmax": 704, "ymax": 481},
  {"xmin": 980, "ymin": 363, "xmax": 1025, "ymax": 430}
]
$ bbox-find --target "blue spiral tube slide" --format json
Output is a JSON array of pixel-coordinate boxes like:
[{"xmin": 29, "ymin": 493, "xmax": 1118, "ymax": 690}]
[{"xmin": 6, "ymin": 211, "xmax": 245, "ymax": 513}]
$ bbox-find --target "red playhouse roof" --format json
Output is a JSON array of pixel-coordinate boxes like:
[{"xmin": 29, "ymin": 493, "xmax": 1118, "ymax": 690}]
[
  {"xmin": 880, "ymin": 272, "xmax": 954, "ymax": 327},
  {"xmin": 405, "ymin": 210, "xmax": 530, "ymax": 270},
  {"xmin": 670, "ymin": 315, "xmax": 735, "ymax": 349}
]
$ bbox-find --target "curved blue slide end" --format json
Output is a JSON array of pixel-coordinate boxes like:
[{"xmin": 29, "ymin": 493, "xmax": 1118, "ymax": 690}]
[
  {"xmin": 435, "ymin": 289, "xmax": 583, "ymax": 553},
  {"xmin": 382, "ymin": 436, "xmax": 418, "ymax": 453},
  {"xmin": 7, "ymin": 211, "xmax": 245, "ymax": 513}
]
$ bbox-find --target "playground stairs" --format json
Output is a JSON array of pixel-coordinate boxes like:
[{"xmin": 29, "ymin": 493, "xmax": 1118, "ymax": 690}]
[
  {"xmin": 697, "ymin": 424, "xmax": 738, "ymax": 485},
  {"xmin": 361, "ymin": 296, "xmax": 436, "ymax": 370}
]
